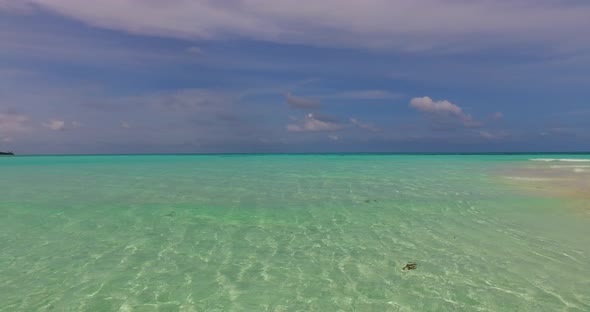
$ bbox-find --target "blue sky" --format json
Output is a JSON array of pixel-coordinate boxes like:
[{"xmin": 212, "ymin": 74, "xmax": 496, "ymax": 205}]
[{"xmin": 1, "ymin": 0, "xmax": 589, "ymax": 154}]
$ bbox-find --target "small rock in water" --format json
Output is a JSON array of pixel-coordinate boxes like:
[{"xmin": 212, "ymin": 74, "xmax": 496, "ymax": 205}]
[
  {"xmin": 403, "ymin": 263, "xmax": 417, "ymax": 270},
  {"xmin": 164, "ymin": 211, "xmax": 176, "ymax": 218}
]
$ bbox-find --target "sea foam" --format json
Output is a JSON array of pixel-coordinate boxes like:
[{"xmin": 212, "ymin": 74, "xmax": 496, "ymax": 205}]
[
  {"xmin": 504, "ymin": 176, "xmax": 555, "ymax": 181},
  {"xmin": 530, "ymin": 158, "xmax": 590, "ymax": 162}
]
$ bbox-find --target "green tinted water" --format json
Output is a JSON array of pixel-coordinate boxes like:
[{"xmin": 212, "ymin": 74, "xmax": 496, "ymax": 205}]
[{"xmin": 1, "ymin": 155, "xmax": 589, "ymax": 311}]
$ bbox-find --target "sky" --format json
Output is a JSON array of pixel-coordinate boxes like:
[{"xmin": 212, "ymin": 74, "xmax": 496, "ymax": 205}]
[{"xmin": 0, "ymin": 0, "xmax": 589, "ymax": 154}]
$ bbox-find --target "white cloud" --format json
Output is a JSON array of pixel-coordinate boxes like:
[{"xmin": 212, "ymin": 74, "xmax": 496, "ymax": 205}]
[
  {"xmin": 187, "ymin": 46, "xmax": 202, "ymax": 54},
  {"xmin": 8, "ymin": 1, "xmax": 590, "ymax": 53},
  {"xmin": 409, "ymin": 96, "xmax": 480, "ymax": 129},
  {"xmin": 39, "ymin": 120, "xmax": 82, "ymax": 133},
  {"xmin": 349, "ymin": 118, "xmax": 380, "ymax": 132},
  {"xmin": 493, "ymin": 112, "xmax": 504, "ymax": 119},
  {"xmin": 479, "ymin": 130, "xmax": 510, "ymax": 140},
  {"xmin": 479, "ymin": 131, "xmax": 495, "ymax": 139},
  {"xmin": 410, "ymin": 96, "xmax": 463, "ymax": 115},
  {"xmin": 287, "ymin": 113, "xmax": 343, "ymax": 132},
  {"xmin": 121, "ymin": 121, "xmax": 131, "ymax": 129},
  {"xmin": 285, "ymin": 92, "xmax": 320, "ymax": 109},
  {"xmin": 44, "ymin": 119, "xmax": 66, "ymax": 131},
  {"xmin": 328, "ymin": 134, "xmax": 339, "ymax": 141}
]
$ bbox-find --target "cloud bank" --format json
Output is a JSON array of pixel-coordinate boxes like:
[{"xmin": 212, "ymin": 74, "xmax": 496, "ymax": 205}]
[{"xmin": 4, "ymin": 0, "xmax": 590, "ymax": 53}]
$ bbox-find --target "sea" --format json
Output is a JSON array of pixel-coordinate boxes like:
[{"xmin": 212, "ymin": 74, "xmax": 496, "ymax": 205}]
[{"xmin": 1, "ymin": 154, "xmax": 589, "ymax": 311}]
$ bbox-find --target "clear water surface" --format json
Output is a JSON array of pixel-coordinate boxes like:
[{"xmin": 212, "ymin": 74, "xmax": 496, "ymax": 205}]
[{"xmin": 1, "ymin": 154, "xmax": 589, "ymax": 311}]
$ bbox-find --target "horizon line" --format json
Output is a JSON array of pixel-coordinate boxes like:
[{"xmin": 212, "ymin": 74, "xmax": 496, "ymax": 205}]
[{"xmin": 4, "ymin": 151, "xmax": 590, "ymax": 157}]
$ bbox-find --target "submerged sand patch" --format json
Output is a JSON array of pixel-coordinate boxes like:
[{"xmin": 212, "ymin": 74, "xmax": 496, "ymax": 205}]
[{"xmin": 498, "ymin": 159, "xmax": 590, "ymax": 214}]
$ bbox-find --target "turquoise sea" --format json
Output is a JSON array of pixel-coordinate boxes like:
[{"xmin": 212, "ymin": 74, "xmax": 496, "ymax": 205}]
[{"xmin": 1, "ymin": 154, "xmax": 589, "ymax": 311}]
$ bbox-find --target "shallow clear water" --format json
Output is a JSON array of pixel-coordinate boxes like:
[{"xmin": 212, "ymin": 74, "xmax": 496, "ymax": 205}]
[{"xmin": 1, "ymin": 155, "xmax": 589, "ymax": 311}]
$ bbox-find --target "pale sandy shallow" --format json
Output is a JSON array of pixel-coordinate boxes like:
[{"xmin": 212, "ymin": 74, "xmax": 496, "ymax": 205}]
[{"xmin": 500, "ymin": 159, "xmax": 590, "ymax": 213}]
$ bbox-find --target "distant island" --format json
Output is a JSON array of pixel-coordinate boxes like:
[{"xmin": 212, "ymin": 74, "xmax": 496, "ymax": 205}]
[{"xmin": 0, "ymin": 152, "xmax": 15, "ymax": 156}]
